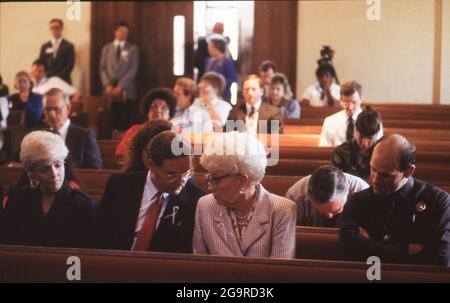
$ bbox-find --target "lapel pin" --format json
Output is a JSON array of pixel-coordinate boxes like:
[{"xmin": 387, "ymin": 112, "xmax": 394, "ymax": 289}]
[{"xmin": 416, "ymin": 202, "xmax": 427, "ymax": 212}]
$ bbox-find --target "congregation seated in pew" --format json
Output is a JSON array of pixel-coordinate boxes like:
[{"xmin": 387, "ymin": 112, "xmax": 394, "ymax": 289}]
[
  {"xmin": 267, "ymin": 72, "xmax": 300, "ymax": 119},
  {"xmin": 285, "ymin": 165, "xmax": 368, "ymax": 227},
  {"xmin": 193, "ymin": 131, "xmax": 297, "ymax": 258}
]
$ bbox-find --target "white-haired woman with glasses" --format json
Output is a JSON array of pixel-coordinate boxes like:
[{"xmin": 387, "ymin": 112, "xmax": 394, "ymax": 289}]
[
  {"xmin": 3, "ymin": 130, "xmax": 96, "ymax": 248},
  {"xmin": 193, "ymin": 132, "xmax": 297, "ymax": 258}
]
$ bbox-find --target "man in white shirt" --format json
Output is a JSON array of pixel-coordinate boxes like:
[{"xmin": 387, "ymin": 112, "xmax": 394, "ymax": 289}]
[
  {"xmin": 30, "ymin": 59, "xmax": 79, "ymax": 101},
  {"xmin": 227, "ymin": 74, "xmax": 283, "ymax": 134},
  {"xmin": 96, "ymin": 131, "xmax": 206, "ymax": 252},
  {"xmin": 285, "ymin": 165, "xmax": 369, "ymax": 227},
  {"xmin": 318, "ymin": 81, "xmax": 383, "ymax": 147},
  {"xmin": 38, "ymin": 18, "xmax": 75, "ymax": 84}
]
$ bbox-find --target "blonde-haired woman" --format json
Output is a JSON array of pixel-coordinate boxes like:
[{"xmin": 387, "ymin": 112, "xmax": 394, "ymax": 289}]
[{"xmin": 193, "ymin": 131, "xmax": 296, "ymax": 258}]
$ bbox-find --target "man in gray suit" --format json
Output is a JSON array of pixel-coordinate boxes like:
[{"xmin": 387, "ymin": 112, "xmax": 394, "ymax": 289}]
[
  {"xmin": 227, "ymin": 74, "xmax": 283, "ymax": 134},
  {"xmin": 99, "ymin": 21, "xmax": 139, "ymax": 131}
]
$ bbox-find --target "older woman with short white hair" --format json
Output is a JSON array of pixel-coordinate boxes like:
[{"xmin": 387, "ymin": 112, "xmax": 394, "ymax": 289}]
[
  {"xmin": 3, "ymin": 130, "xmax": 96, "ymax": 248},
  {"xmin": 193, "ymin": 131, "xmax": 297, "ymax": 258}
]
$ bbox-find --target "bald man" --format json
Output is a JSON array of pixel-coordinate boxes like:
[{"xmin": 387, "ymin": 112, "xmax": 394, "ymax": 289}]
[{"xmin": 340, "ymin": 134, "xmax": 450, "ymax": 266}]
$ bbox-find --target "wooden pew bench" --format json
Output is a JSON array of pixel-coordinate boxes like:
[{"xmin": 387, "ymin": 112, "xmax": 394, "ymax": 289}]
[{"xmin": 1, "ymin": 244, "xmax": 449, "ymax": 282}]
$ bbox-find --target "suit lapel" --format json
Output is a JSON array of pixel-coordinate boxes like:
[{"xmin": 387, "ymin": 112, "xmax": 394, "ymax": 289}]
[
  {"xmin": 213, "ymin": 204, "xmax": 243, "ymax": 256},
  {"xmin": 240, "ymin": 185, "xmax": 270, "ymax": 255}
]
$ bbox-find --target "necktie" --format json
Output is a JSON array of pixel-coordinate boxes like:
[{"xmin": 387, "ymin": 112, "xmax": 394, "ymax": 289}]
[
  {"xmin": 346, "ymin": 116, "xmax": 354, "ymax": 142},
  {"xmin": 248, "ymin": 106, "xmax": 256, "ymax": 117},
  {"xmin": 133, "ymin": 192, "xmax": 164, "ymax": 251},
  {"xmin": 116, "ymin": 44, "xmax": 121, "ymax": 62}
]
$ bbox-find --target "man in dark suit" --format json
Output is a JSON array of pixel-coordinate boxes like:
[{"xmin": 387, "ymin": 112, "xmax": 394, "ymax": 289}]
[
  {"xmin": 96, "ymin": 131, "xmax": 205, "ymax": 253},
  {"xmin": 43, "ymin": 88, "xmax": 102, "ymax": 169},
  {"xmin": 227, "ymin": 74, "xmax": 283, "ymax": 134},
  {"xmin": 39, "ymin": 19, "xmax": 75, "ymax": 84},
  {"xmin": 99, "ymin": 21, "xmax": 139, "ymax": 131}
]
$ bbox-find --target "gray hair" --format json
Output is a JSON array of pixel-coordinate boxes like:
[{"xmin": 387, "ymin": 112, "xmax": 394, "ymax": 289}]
[
  {"xmin": 200, "ymin": 131, "xmax": 267, "ymax": 187},
  {"xmin": 20, "ymin": 130, "xmax": 69, "ymax": 171},
  {"xmin": 43, "ymin": 87, "xmax": 70, "ymax": 106},
  {"xmin": 307, "ymin": 166, "xmax": 348, "ymax": 204}
]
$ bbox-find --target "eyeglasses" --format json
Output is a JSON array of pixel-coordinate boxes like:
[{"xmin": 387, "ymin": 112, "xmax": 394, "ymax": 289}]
[
  {"xmin": 44, "ymin": 105, "xmax": 65, "ymax": 114},
  {"xmin": 204, "ymin": 173, "xmax": 241, "ymax": 187},
  {"xmin": 163, "ymin": 169, "xmax": 194, "ymax": 183},
  {"xmin": 150, "ymin": 104, "xmax": 169, "ymax": 112}
]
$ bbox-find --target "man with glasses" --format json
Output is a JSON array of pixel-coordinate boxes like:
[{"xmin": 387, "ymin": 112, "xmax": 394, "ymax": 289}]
[
  {"xmin": 42, "ymin": 88, "xmax": 102, "ymax": 169},
  {"xmin": 96, "ymin": 130, "xmax": 206, "ymax": 253}
]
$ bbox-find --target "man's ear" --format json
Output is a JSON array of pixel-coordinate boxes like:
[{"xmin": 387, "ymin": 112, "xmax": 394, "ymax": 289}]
[
  {"xmin": 147, "ymin": 158, "xmax": 157, "ymax": 171},
  {"xmin": 66, "ymin": 103, "xmax": 71, "ymax": 114},
  {"xmin": 404, "ymin": 164, "xmax": 416, "ymax": 179}
]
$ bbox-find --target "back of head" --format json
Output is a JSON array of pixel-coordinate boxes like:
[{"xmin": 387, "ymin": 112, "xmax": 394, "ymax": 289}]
[
  {"xmin": 20, "ymin": 130, "xmax": 68, "ymax": 171},
  {"xmin": 175, "ymin": 77, "xmax": 197, "ymax": 102},
  {"xmin": 355, "ymin": 107, "xmax": 381, "ymax": 137},
  {"xmin": 147, "ymin": 130, "xmax": 191, "ymax": 167},
  {"xmin": 207, "ymin": 35, "xmax": 227, "ymax": 54},
  {"xmin": 340, "ymin": 80, "xmax": 362, "ymax": 98},
  {"xmin": 307, "ymin": 166, "xmax": 347, "ymax": 204},
  {"xmin": 258, "ymin": 60, "xmax": 277, "ymax": 73}
]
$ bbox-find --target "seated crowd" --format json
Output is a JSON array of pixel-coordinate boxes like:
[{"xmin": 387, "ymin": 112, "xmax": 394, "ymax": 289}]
[{"xmin": 0, "ymin": 18, "xmax": 449, "ymax": 271}]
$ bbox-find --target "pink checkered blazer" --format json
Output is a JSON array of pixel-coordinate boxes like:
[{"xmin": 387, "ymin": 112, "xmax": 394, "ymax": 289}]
[{"xmin": 193, "ymin": 184, "xmax": 297, "ymax": 258}]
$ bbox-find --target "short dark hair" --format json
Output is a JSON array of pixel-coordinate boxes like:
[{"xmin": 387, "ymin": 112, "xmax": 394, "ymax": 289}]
[
  {"xmin": 307, "ymin": 166, "xmax": 347, "ymax": 204},
  {"xmin": 147, "ymin": 130, "xmax": 191, "ymax": 167},
  {"xmin": 141, "ymin": 87, "xmax": 176, "ymax": 119},
  {"xmin": 49, "ymin": 18, "xmax": 63, "ymax": 28},
  {"xmin": 258, "ymin": 60, "xmax": 277, "ymax": 73},
  {"xmin": 200, "ymin": 72, "xmax": 226, "ymax": 95},
  {"xmin": 341, "ymin": 81, "xmax": 362, "ymax": 97},
  {"xmin": 208, "ymin": 38, "xmax": 227, "ymax": 54},
  {"xmin": 124, "ymin": 119, "xmax": 173, "ymax": 172},
  {"xmin": 355, "ymin": 107, "xmax": 382, "ymax": 137},
  {"xmin": 115, "ymin": 21, "xmax": 129, "ymax": 31},
  {"xmin": 32, "ymin": 59, "xmax": 47, "ymax": 72},
  {"xmin": 315, "ymin": 64, "xmax": 334, "ymax": 79}
]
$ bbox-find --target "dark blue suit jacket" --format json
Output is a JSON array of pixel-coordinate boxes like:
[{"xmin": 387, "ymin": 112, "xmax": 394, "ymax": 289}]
[
  {"xmin": 66, "ymin": 123, "xmax": 102, "ymax": 169},
  {"xmin": 95, "ymin": 171, "xmax": 206, "ymax": 253},
  {"xmin": 39, "ymin": 38, "xmax": 75, "ymax": 84}
]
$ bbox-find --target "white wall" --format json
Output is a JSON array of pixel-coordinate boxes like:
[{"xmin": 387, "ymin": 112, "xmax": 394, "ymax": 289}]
[
  {"xmin": 297, "ymin": 0, "xmax": 438, "ymax": 104},
  {"xmin": 0, "ymin": 1, "xmax": 91, "ymax": 96},
  {"xmin": 441, "ymin": 0, "xmax": 450, "ymax": 104}
]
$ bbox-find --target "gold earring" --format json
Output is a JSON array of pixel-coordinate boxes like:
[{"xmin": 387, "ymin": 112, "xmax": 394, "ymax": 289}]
[{"xmin": 239, "ymin": 188, "xmax": 245, "ymax": 195}]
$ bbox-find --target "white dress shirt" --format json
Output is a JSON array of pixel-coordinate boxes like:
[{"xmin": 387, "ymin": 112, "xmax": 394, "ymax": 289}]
[
  {"xmin": 50, "ymin": 37, "xmax": 63, "ymax": 58},
  {"xmin": 189, "ymin": 96, "xmax": 232, "ymax": 133},
  {"xmin": 171, "ymin": 106, "xmax": 193, "ymax": 133},
  {"xmin": 132, "ymin": 170, "xmax": 169, "ymax": 248},
  {"xmin": 302, "ymin": 82, "xmax": 341, "ymax": 107},
  {"xmin": 285, "ymin": 173, "xmax": 369, "ymax": 226},
  {"xmin": 33, "ymin": 76, "xmax": 76, "ymax": 97},
  {"xmin": 244, "ymin": 98, "xmax": 262, "ymax": 135},
  {"xmin": 55, "ymin": 118, "xmax": 71, "ymax": 141},
  {"xmin": 318, "ymin": 108, "xmax": 384, "ymax": 147}
]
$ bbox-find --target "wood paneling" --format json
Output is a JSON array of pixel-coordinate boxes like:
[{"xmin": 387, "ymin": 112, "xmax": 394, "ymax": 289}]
[
  {"xmin": 252, "ymin": 1, "xmax": 298, "ymax": 95},
  {"xmin": 90, "ymin": 1, "xmax": 194, "ymax": 118}
]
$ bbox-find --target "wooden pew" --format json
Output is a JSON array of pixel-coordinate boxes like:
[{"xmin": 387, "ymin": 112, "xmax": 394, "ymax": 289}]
[{"xmin": 1, "ymin": 244, "xmax": 449, "ymax": 282}]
